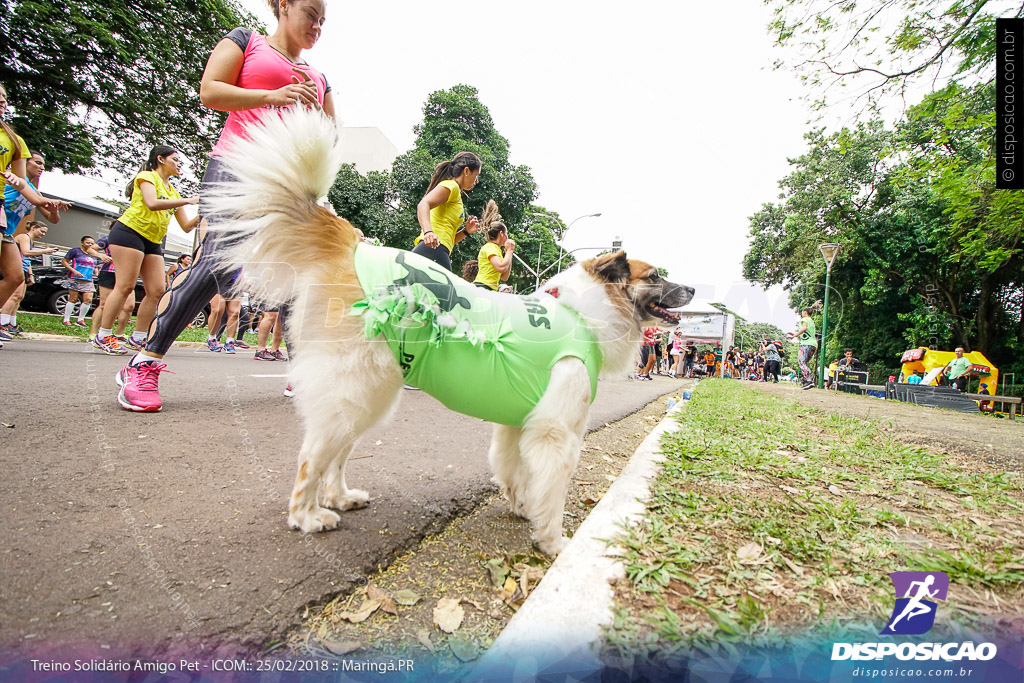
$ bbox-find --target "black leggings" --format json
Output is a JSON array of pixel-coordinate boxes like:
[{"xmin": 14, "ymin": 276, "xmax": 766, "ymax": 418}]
[
  {"xmin": 411, "ymin": 241, "xmax": 452, "ymax": 271},
  {"xmin": 144, "ymin": 158, "xmax": 242, "ymax": 355}
]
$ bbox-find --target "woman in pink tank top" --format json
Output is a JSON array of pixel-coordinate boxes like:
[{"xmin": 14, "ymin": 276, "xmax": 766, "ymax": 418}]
[{"xmin": 116, "ymin": 0, "xmax": 333, "ymax": 412}]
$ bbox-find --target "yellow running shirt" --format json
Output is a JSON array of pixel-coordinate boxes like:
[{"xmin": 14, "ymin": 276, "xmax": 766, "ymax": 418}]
[
  {"xmin": 474, "ymin": 242, "xmax": 503, "ymax": 290},
  {"xmin": 0, "ymin": 130, "xmax": 30, "ymax": 194},
  {"xmin": 414, "ymin": 179, "xmax": 464, "ymax": 253},
  {"xmin": 118, "ymin": 170, "xmax": 181, "ymax": 244}
]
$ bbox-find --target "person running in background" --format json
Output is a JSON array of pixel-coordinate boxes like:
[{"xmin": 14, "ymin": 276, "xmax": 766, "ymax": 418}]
[
  {"xmin": 1, "ymin": 221, "xmax": 56, "ymax": 337},
  {"xmin": 206, "ymin": 292, "xmax": 244, "ymax": 353},
  {"xmin": 703, "ymin": 348, "xmax": 716, "ymax": 377},
  {"xmin": 60, "ymin": 236, "xmax": 101, "ymax": 327},
  {"xmin": 635, "ymin": 327, "xmax": 659, "ymax": 380},
  {"xmin": 669, "ymin": 329, "xmax": 682, "ymax": 377},
  {"xmin": 89, "ymin": 233, "xmax": 135, "ymax": 349},
  {"xmin": 786, "ymin": 307, "xmax": 817, "ymax": 390},
  {"xmin": 413, "ymin": 152, "xmax": 481, "ymax": 271},
  {"xmin": 165, "ymin": 254, "xmax": 191, "ymax": 288},
  {"xmin": 94, "ymin": 145, "xmax": 199, "ymax": 356},
  {"xmin": 472, "ymin": 200, "xmax": 515, "ymax": 290},
  {"xmin": 253, "ymin": 308, "xmax": 286, "ymax": 361},
  {"xmin": 116, "ymin": 0, "xmax": 333, "ymax": 412},
  {"xmin": 0, "ymin": 85, "xmax": 64, "ymax": 347},
  {"xmin": 761, "ymin": 335, "xmax": 782, "ymax": 383},
  {"xmin": 4, "ymin": 151, "xmax": 68, "ymax": 235}
]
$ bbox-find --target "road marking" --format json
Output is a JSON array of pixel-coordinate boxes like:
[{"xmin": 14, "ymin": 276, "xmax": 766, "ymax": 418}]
[{"xmin": 251, "ymin": 374, "xmax": 288, "ymax": 378}]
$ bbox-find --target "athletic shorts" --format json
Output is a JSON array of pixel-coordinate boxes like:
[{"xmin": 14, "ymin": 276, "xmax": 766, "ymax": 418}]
[
  {"xmin": 108, "ymin": 220, "xmax": 164, "ymax": 256},
  {"xmin": 96, "ymin": 271, "xmax": 116, "ymax": 289}
]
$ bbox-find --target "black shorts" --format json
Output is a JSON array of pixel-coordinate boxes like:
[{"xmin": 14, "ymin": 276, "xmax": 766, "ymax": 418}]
[
  {"xmin": 97, "ymin": 271, "xmax": 116, "ymax": 289},
  {"xmin": 108, "ymin": 220, "xmax": 164, "ymax": 256}
]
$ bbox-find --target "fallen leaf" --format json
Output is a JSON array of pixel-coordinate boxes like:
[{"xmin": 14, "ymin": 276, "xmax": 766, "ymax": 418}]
[
  {"xmin": 415, "ymin": 629, "xmax": 435, "ymax": 653},
  {"xmin": 433, "ymin": 598, "xmax": 464, "ymax": 633},
  {"xmin": 461, "ymin": 598, "xmax": 484, "ymax": 611},
  {"xmin": 583, "ymin": 498, "xmax": 599, "ymax": 506},
  {"xmin": 394, "ymin": 589, "xmax": 421, "ymax": 606},
  {"xmin": 367, "ymin": 585, "xmax": 397, "ymax": 615},
  {"xmin": 323, "ymin": 640, "xmax": 362, "ymax": 656},
  {"xmin": 737, "ymin": 542, "xmax": 762, "ymax": 561},
  {"xmin": 336, "ymin": 599, "xmax": 381, "ymax": 623},
  {"xmin": 485, "ymin": 559, "xmax": 508, "ymax": 587},
  {"xmin": 448, "ymin": 636, "xmax": 479, "ymax": 662},
  {"xmin": 779, "ymin": 485, "xmax": 802, "ymax": 495},
  {"xmin": 828, "ymin": 485, "xmax": 843, "ymax": 496}
]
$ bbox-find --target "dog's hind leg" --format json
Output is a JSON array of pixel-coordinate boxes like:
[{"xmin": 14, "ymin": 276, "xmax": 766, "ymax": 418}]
[
  {"xmin": 488, "ymin": 424, "xmax": 526, "ymax": 518},
  {"xmin": 518, "ymin": 358, "xmax": 591, "ymax": 556}
]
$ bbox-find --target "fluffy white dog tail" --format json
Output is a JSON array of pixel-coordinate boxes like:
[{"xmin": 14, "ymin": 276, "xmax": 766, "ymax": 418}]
[{"xmin": 202, "ymin": 106, "xmax": 356, "ymax": 306}]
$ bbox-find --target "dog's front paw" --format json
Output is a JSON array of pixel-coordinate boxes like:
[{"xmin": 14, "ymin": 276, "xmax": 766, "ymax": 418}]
[
  {"xmin": 323, "ymin": 488, "xmax": 370, "ymax": 512},
  {"xmin": 535, "ymin": 534, "xmax": 569, "ymax": 557},
  {"xmin": 288, "ymin": 506, "xmax": 341, "ymax": 533}
]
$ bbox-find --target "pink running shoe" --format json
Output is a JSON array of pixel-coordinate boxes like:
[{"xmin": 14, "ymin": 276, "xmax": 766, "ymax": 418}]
[{"xmin": 117, "ymin": 361, "xmax": 171, "ymax": 412}]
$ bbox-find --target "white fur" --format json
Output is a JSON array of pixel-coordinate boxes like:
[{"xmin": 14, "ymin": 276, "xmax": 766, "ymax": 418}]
[{"xmin": 206, "ymin": 107, "xmax": 686, "ymax": 555}]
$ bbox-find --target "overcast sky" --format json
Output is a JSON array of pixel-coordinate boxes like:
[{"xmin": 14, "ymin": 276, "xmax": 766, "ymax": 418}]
[{"xmin": 46, "ymin": 1, "xmax": 819, "ymax": 333}]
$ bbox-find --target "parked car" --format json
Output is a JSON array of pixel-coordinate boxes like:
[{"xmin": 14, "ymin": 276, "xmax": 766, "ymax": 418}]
[{"xmin": 17, "ymin": 257, "xmax": 145, "ymax": 316}]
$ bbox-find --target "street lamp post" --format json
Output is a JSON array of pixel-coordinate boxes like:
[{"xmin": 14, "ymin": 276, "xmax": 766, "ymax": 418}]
[
  {"xmin": 531, "ymin": 211, "xmax": 601, "ymax": 287},
  {"xmin": 816, "ymin": 243, "xmax": 841, "ymax": 389}
]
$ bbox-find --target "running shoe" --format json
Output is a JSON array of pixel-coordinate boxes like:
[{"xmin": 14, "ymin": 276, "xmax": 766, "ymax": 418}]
[
  {"xmin": 1, "ymin": 324, "xmax": 17, "ymax": 337},
  {"xmin": 121, "ymin": 336, "xmax": 145, "ymax": 351},
  {"xmin": 9, "ymin": 325, "xmax": 23, "ymax": 335},
  {"xmin": 61, "ymin": 320, "xmax": 73, "ymax": 326},
  {"xmin": 254, "ymin": 349, "xmax": 275, "ymax": 361},
  {"xmin": 224, "ymin": 340, "xmax": 236, "ymax": 354},
  {"xmin": 283, "ymin": 384, "xmax": 294, "ymax": 397},
  {"xmin": 234, "ymin": 339, "xmax": 251, "ymax": 350},
  {"xmin": 207, "ymin": 338, "xmax": 221, "ymax": 352},
  {"xmin": 94, "ymin": 334, "xmax": 129, "ymax": 356},
  {"xmin": 0, "ymin": 329, "xmax": 12, "ymax": 342},
  {"xmin": 802, "ymin": 382, "xmax": 814, "ymax": 390},
  {"xmin": 272, "ymin": 350, "xmax": 287, "ymax": 362},
  {"xmin": 118, "ymin": 361, "xmax": 170, "ymax": 412},
  {"xmin": 90, "ymin": 335, "xmax": 104, "ymax": 350},
  {"xmin": 75, "ymin": 320, "xmax": 89, "ymax": 328}
]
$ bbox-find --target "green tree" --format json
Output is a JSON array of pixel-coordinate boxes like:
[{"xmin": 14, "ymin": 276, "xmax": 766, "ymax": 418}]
[
  {"xmin": 744, "ymin": 84, "xmax": 1023, "ymax": 378},
  {"xmin": 327, "ymin": 164, "xmax": 400, "ymax": 242},
  {"xmin": 391, "ymin": 84, "xmax": 538, "ymax": 275},
  {"xmin": 2, "ymin": 0, "xmax": 258, "ymax": 173},
  {"xmin": 766, "ymin": 0, "xmax": 1012, "ymax": 111}
]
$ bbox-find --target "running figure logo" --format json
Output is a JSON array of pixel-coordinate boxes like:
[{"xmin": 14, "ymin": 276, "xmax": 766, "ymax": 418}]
[{"xmin": 881, "ymin": 572, "xmax": 949, "ymax": 635}]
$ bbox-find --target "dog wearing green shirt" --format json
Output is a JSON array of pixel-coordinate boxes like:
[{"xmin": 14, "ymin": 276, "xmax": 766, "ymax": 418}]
[{"xmin": 207, "ymin": 108, "xmax": 694, "ymax": 556}]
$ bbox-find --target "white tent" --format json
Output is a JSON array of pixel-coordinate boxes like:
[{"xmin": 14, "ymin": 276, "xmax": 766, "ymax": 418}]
[{"xmin": 670, "ymin": 299, "xmax": 736, "ymax": 378}]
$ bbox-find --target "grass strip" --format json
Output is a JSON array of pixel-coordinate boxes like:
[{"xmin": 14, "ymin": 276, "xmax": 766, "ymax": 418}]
[{"xmin": 605, "ymin": 380, "xmax": 1024, "ymax": 663}]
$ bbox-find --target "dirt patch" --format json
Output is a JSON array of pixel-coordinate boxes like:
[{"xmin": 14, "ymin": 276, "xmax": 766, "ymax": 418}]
[{"xmin": 281, "ymin": 386, "xmax": 687, "ymax": 670}]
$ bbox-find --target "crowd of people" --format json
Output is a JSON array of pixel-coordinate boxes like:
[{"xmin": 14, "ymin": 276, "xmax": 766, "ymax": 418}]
[
  {"xmin": 1, "ymin": 0, "xmax": 535, "ymax": 413},
  {"xmin": 633, "ymin": 328, "xmax": 790, "ymax": 383}
]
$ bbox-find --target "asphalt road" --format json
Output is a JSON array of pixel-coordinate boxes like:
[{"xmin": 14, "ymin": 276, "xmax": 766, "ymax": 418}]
[{"xmin": 0, "ymin": 339, "xmax": 683, "ymax": 662}]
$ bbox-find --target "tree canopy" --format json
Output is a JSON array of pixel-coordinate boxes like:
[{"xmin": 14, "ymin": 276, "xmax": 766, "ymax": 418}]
[
  {"xmin": 2, "ymin": 0, "xmax": 257, "ymax": 174},
  {"xmin": 744, "ymin": 82, "xmax": 1022, "ymax": 379},
  {"xmin": 766, "ymin": 0, "xmax": 1018, "ymax": 112}
]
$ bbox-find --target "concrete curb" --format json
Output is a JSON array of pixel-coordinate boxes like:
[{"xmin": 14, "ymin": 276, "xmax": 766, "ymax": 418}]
[
  {"xmin": 471, "ymin": 398, "xmax": 686, "ymax": 679},
  {"xmin": 18, "ymin": 333, "xmax": 209, "ymax": 349}
]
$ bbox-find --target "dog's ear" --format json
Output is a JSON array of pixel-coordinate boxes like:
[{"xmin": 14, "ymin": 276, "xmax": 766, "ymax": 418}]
[{"xmin": 591, "ymin": 251, "xmax": 631, "ymax": 283}]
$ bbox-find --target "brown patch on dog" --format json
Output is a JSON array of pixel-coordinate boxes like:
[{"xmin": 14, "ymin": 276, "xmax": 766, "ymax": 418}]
[
  {"xmin": 627, "ymin": 259, "xmax": 658, "ymax": 283},
  {"xmin": 297, "ymin": 461, "xmax": 309, "ymax": 484}
]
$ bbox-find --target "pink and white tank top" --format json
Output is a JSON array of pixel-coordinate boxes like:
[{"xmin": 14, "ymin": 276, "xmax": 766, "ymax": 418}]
[{"xmin": 211, "ymin": 28, "xmax": 330, "ymax": 156}]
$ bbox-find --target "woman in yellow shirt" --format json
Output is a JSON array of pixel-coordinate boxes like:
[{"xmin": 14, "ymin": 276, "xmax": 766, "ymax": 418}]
[
  {"xmin": 472, "ymin": 200, "xmax": 516, "ymax": 290},
  {"xmin": 413, "ymin": 151, "xmax": 482, "ymax": 271},
  {"xmin": 93, "ymin": 145, "xmax": 199, "ymax": 355}
]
